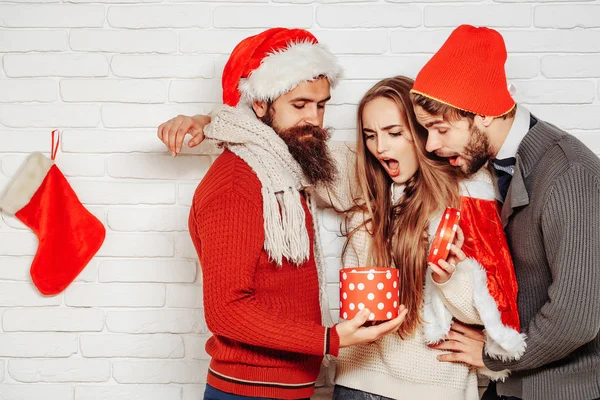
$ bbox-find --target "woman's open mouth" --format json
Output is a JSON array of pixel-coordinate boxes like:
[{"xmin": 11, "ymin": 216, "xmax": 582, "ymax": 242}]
[{"xmin": 380, "ymin": 157, "xmax": 400, "ymax": 178}]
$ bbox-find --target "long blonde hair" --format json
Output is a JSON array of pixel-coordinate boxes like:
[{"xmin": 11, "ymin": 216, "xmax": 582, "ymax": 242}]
[{"xmin": 343, "ymin": 76, "xmax": 462, "ymax": 336}]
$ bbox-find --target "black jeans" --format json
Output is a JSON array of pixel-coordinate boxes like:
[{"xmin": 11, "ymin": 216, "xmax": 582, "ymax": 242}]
[
  {"xmin": 481, "ymin": 382, "xmax": 521, "ymax": 400},
  {"xmin": 333, "ymin": 385, "xmax": 394, "ymax": 400},
  {"xmin": 482, "ymin": 381, "xmax": 600, "ymax": 400}
]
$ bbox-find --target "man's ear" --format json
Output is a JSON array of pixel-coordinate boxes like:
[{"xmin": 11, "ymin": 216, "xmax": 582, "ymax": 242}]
[
  {"xmin": 477, "ymin": 115, "xmax": 494, "ymax": 128},
  {"xmin": 252, "ymin": 100, "xmax": 268, "ymax": 118}
]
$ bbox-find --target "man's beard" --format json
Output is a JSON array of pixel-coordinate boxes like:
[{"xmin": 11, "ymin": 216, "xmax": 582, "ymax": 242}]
[
  {"xmin": 261, "ymin": 110, "xmax": 337, "ymax": 186},
  {"xmin": 460, "ymin": 124, "xmax": 494, "ymax": 176}
]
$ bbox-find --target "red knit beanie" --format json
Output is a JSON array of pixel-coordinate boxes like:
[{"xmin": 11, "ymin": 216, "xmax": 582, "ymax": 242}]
[
  {"xmin": 411, "ymin": 25, "xmax": 515, "ymax": 117},
  {"xmin": 222, "ymin": 28, "xmax": 342, "ymax": 107}
]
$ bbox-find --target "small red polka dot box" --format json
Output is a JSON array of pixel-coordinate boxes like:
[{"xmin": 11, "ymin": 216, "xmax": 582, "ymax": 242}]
[
  {"xmin": 339, "ymin": 267, "xmax": 400, "ymax": 321},
  {"xmin": 427, "ymin": 207, "xmax": 461, "ymax": 265}
]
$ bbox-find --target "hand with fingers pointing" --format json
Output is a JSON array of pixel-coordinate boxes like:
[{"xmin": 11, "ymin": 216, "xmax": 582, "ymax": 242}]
[
  {"xmin": 157, "ymin": 114, "xmax": 211, "ymax": 157},
  {"xmin": 429, "ymin": 225, "xmax": 467, "ymax": 284}
]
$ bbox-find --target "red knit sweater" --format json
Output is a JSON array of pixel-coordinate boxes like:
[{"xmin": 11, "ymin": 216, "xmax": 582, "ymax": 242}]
[{"xmin": 188, "ymin": 149, "xmax": 340, "ymax": 399}]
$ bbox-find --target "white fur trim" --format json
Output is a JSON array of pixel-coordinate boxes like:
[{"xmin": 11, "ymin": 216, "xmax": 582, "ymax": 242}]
[
  {"xmin": 239, "ymin": 41, "xmax": 342, "ymax": 103},
  {"xmin": 0, "ymin": 152, "xmax": 53, "ymax": 216},
  {"xmin": 422, "ymin": 257, "xmax": 526, "ymax": 361},
  {"xmin": 423, "ymin": 269, "xmax": 453, "ymax": 343},
  {"xmin": 478, "ymin": 366, "xmax": 510, "ymax": 382},
  {"xmin": 459, "ymin": 168, "xmax": 495, "ymax": 200},
  {"xmin": 468, "ymin": 258, "xmax": 527, "ymax": 361}
]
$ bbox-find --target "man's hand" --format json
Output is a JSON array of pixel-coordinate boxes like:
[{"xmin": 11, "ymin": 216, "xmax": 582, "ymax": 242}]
[
  {"xmin": 430, "ymin": 226, "xmax": 466, "ymax": 284},
  {"xmin": 157, "ymin": 114, "xmax": 211, "ymax": 157},
  {"xmin": 429, "ymin": 321, "xmax": 486, "ymax": 367},
  {"xmin": 336, "ymin": 306, "xmax": 408, "ymax": 348}
]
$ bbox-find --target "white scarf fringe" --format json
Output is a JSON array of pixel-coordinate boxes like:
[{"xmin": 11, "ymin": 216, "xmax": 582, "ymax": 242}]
[{"xmin": 204, "ymin": 105, "xmax": 311, "ymax": 266}]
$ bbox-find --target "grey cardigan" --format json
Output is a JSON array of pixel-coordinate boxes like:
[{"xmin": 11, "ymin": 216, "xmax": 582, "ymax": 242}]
[{"xmin": 484, "ymin": 118, "xmax": 600, "ymax": 400}]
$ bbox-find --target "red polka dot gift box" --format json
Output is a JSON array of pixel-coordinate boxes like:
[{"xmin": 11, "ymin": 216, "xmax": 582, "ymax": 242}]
[
  {"xmin": 339, "ymin": 267, "xmax": 400, "ymax": 321},
  {"xmin": 427, "ymin": 207, "xmax": 460, "ymax": 265}
]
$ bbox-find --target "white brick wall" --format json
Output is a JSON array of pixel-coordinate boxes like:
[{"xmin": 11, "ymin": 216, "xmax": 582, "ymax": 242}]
[
  {"xmin": 1, "ymin": 1, "xmax": 600, "ymax": 398},
  {"xmin": 4, "ymin": 54, "xmax": 110, "ymax": 77},
  {"xmin": 106, "ymin": 5, "xmax": 212, "ymax": 28}
]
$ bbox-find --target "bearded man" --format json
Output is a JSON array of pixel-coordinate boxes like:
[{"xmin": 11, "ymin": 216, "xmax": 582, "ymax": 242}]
[{"xmin": 172, "ymin": 28, "xmax": 405, "ymax": 400}]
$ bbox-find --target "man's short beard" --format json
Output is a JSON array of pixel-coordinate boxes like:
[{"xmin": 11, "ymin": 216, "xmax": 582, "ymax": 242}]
[
  {"xmin": 461, "ymin": 123, "xmax": 494, "ymax": 176},
  {"xmin": 261, "ymin": 107, "xmax": 337, "ymax": 186}
]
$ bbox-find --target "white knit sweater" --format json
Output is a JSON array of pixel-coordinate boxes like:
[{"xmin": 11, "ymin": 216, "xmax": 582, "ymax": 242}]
[{"xmin": 312, "ymin": 142, "xmax": 495, "ymax": 400}]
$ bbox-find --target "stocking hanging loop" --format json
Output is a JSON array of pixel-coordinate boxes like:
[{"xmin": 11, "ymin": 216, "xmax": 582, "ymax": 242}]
[{"xmin": 51, "ymin": 129, "xmax": 60, "ymax": 161}]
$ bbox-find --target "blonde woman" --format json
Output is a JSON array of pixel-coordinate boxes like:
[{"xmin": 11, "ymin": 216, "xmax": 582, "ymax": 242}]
[{"xmin": 317, "ymin": 76, "xmax": 523, "ymax": 400}]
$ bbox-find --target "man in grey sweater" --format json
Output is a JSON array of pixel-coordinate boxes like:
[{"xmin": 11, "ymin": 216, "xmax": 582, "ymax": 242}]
[{"xmin": 411, "ymin": 25, "xmax": 600, "ymax": 400}]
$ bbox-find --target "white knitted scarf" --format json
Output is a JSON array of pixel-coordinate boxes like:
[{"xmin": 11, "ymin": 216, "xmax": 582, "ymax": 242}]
[{"xmin": 204, "ymin": 105, "xmax": 311, "ymax": 266}]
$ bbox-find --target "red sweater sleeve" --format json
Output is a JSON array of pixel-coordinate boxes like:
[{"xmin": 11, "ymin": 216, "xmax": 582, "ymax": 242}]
[{"xmin": 192, "ymin": 186, "xmax": 336, "ymax": 357}]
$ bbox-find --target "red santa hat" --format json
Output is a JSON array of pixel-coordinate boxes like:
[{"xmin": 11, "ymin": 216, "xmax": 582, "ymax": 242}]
[{"xmin": 221, "ymin": 28, "xmax": 342, "ymax": 107}]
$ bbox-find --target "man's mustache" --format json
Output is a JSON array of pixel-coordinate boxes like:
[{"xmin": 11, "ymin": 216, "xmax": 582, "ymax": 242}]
[
  {"xmin": 280, "ymin": 124, "xmax": 331, "ymax": 142},
  {"xmin": 435, "ymin": 151, "xmax": 460, "ymax": 158}
]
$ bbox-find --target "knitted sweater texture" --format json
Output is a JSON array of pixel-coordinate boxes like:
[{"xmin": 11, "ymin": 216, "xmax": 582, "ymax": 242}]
[
  {"xmin": 485, "ymin": 119, "xmax": 600, "ymax": 400},
  {"xmin": 189, "ymin": 149, "xmax": 339, "ymax": 399}
]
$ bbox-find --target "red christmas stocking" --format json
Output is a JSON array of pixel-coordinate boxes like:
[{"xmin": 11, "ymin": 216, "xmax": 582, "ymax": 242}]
[{"xmin": 0, "ymin": 132, "xmax": 105, "ymax": 295}]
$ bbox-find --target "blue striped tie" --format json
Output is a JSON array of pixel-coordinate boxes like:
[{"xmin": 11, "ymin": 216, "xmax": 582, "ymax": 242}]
[{"xmin": 491, "ymin": 156, "xmax": 516, "ymax": 201}]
